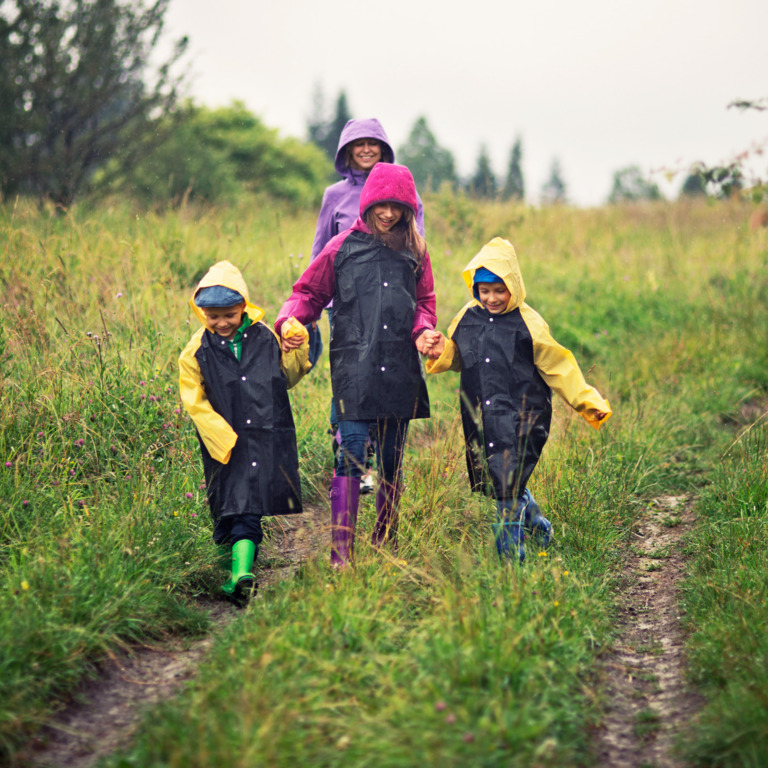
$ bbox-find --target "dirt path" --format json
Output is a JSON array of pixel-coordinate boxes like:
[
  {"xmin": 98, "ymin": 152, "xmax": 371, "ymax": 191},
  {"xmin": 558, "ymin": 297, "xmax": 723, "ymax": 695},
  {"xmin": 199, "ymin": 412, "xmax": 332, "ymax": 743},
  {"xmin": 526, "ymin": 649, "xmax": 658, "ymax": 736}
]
[
  {"xmin": 20, "ymin": 493, "xmax": 704, "ymax": 768},
  {"xmin": 19, "ymin": 502, "xmax": 330, "ymax": 768},
  {"xmin": 595, "ymin": 494, "xmax": 703, "ymax": 768}
]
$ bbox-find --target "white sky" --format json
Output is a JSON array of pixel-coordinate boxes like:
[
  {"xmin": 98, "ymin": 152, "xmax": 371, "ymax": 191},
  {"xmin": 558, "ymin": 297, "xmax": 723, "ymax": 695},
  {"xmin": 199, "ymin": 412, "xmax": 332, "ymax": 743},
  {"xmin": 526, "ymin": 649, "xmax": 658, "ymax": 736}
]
[{"xmin": 164, "ymin": 0, "xmax": 768, "ymax": 206}]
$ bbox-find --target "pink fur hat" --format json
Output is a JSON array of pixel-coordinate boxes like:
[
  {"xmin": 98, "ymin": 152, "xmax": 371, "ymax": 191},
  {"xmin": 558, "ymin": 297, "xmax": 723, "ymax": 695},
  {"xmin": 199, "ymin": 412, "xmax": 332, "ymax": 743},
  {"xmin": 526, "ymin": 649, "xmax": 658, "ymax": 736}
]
[{"xmin": 359, "ymin": 163, "xmax": 418, "ymax": 218}]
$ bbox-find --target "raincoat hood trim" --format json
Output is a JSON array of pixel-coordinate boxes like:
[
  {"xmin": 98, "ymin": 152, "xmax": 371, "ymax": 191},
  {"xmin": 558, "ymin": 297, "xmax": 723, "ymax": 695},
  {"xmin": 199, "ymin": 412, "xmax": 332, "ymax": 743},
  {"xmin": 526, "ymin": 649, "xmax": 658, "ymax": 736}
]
[
  {"xmin": 461, "ymin": 237, "xmax": 526, "ymax": 314},
  {"xmin": 359, "ymin": 163, "xmax": 419, "ymax": 219},
  {"xmin": 189, "ymin": 260, "xmax": 265, "ymax": 327},
  {"xmin": 334, "ymin": 118, "xmax": 395, "ymax": 176}
]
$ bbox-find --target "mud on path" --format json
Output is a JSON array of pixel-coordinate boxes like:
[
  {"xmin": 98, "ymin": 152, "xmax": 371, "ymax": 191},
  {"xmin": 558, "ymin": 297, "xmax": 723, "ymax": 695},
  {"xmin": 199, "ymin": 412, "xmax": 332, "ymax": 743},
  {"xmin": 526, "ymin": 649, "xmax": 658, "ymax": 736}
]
[
  {"xmin": 19, "ymin": 502, "xmax": 330, "ymax": 768},
  {"xmin": 595, "ymin": 494, "xmax": 703, "ymax": 768}
]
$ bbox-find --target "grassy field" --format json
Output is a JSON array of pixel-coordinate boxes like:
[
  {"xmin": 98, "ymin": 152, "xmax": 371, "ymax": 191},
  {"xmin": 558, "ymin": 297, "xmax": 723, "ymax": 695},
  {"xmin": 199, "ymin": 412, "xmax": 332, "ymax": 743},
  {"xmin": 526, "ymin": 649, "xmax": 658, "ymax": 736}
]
[{"xmin": 1, "ymin": 195, "xmax": 767, "ymax": 766}]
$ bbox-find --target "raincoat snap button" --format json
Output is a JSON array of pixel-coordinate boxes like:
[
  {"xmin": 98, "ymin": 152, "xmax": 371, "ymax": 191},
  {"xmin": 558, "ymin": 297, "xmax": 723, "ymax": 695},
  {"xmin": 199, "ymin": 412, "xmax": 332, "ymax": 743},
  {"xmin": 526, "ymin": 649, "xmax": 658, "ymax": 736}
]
[
  {"xmin": 485, "ymin": 358, "xmax": 490, "ymax": 363},
  {"xmin": 383, "ymin": 324, "xmax": 388, "ymax": 330},
  {"xmin": 246, "ymin": 419, "xmax": 251, "ymax": 424},
  {"xmin": 489, "ymin": 442, "xmax": 494, "ymax": 448},
  {"xmin": 489, "ymin": 318, "xmax": 494, "ymax": 322},
  {"xmin": 241, "ymin": 376, "xmax": 247, "ymax": 381},
  {"xmin": 485, "ymin": 400, "xmax": 491, "ymax": 405},
  {"xmin": 251, "ymin": 461, "xmax": 257, "ymax": 467},
  {"xmin": 383, "ymin": 282, "xmax": 389, "ymax": 287},
  {"xmin": 381, "ymin": 366, "xmax": 386, "ymax": 372}
]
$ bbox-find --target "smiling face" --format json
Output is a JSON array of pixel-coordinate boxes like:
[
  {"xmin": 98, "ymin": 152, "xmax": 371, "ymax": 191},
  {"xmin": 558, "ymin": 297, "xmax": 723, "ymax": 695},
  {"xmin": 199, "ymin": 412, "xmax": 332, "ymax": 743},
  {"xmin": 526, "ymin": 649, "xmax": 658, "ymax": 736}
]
[
  {"xmin": 370, "ymin": 202, "xmax": 404, "ymax": 234},
  {"xmin": 476, "ymin": 282, "xmax": 512, "ymax": 314},
  {"xmin": 348, "ymin": 138, "xmax": 382, "ymax": 171},
  {"xmin": 202, "ymin": 303, "xmax": 246, "ymax": 340}
]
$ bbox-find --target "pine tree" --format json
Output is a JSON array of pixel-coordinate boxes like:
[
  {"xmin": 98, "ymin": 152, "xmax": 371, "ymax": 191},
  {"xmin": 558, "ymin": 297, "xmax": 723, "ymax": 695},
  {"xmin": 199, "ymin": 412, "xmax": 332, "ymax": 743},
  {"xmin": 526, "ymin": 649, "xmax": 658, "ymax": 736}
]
[
  {"xmin": 306, "ymin": 86, "xmax": 352, "ymax": 165},
  {"xmin": 469, "ymin": 145, "xmax": 496, "ymax": 199},
  {"xmin": 540, "ymin": 158, "xmax": 567, "ymax": 205},
  {"xmin": 502, "ymin": 137, "xmax": 525, "ymax": 201},
  {"xmin": 397, "ymin": 116, "xmax": 457, "ymax": 192}
]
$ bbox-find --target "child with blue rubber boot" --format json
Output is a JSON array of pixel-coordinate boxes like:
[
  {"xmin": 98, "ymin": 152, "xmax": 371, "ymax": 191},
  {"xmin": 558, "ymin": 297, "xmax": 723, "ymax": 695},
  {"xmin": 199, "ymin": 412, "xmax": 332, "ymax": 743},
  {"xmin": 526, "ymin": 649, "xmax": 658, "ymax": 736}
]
[
  {"xmin": 179, "ymin": 261, "xmax": 309, "ymax": 603},
  {"xmin": 425, "ymin": 238, "xmax": 611, "ymax": 563}
]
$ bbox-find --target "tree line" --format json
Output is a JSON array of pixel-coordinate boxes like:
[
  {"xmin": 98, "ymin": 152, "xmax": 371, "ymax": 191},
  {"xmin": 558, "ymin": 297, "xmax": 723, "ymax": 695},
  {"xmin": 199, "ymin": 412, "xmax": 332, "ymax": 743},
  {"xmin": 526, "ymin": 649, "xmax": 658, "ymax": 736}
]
[{"xmin": 0, "ymin": 0, "xmax": 757, "ymax": 210}]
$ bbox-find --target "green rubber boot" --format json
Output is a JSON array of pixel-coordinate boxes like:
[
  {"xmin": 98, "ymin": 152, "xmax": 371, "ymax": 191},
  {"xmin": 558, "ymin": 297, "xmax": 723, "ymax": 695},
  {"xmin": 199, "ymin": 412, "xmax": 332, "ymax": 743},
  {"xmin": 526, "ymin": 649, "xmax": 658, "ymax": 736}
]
[{"xmin": 221, "ymin": 539, "xmax": 257, "ymax": 604}]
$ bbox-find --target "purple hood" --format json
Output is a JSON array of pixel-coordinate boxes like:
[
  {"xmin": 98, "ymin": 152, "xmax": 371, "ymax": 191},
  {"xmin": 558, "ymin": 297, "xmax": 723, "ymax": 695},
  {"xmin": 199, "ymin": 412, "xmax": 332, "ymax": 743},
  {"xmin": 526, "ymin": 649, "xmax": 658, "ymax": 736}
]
[{"xmin": 334, "ymin": 118, "xmax": 395, "ymax": 176}]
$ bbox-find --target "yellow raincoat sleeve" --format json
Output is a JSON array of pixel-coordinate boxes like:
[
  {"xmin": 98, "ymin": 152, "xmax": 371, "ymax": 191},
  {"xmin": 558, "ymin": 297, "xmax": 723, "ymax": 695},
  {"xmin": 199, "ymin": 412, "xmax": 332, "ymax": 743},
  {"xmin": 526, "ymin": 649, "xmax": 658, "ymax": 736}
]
[
  {"xmin": 521, "ymin": 304, "xmax": 612, "ymax": 430},
  {"xmin": 275, "ymin": 317, "xmax": 310, "ymax": 389},
  {"xmin": 425, "ymin": 303, "xmax": 473, "ymax": 374},
  {"xmin": 178, "ymin": 330, "xmax": 238, "ymax": 464}
]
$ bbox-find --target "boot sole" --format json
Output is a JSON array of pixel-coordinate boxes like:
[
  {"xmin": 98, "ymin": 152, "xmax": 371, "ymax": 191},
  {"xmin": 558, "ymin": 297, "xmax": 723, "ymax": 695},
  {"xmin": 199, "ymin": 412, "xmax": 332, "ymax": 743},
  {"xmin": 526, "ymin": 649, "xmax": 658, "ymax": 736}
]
[{"xmin": 227, "ymin": 575, "xmax": 257, "ymax": 607}]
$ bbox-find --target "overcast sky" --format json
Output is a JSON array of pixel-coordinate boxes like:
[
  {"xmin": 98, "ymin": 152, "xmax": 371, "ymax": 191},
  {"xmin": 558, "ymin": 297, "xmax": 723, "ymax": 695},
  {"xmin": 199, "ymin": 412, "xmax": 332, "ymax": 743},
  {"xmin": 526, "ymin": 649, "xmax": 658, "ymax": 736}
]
[{"xmin": 164, "ymin": 0, "xmax": 768, "ymax": 206}]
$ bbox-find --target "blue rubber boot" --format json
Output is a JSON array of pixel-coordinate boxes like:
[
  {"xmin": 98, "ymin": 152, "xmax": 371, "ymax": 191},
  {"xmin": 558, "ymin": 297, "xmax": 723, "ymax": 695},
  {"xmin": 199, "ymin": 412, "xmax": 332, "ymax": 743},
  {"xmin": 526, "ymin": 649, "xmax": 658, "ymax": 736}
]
[
  {"xmin": 522, "ymin": 489, "xmax": 552, "ymax": 549},
  {"xmin": 492, "ymin": 497, "xmax": 526, "ymax": 564}
]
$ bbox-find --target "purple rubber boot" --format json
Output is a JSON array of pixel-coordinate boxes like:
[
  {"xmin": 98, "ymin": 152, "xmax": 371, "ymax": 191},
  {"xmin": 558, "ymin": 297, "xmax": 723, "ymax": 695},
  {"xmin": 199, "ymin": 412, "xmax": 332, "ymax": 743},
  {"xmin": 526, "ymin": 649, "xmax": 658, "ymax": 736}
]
[{"xmin": 329, "ymin": 476, "xmax": 360, "ymax": 568}]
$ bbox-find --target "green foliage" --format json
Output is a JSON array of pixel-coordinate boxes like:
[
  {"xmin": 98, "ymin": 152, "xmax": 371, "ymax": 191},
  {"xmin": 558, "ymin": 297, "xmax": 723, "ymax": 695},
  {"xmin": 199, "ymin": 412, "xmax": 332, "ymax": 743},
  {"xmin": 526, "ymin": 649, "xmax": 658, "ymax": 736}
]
[
  {"xmin": 607, "ymin": 165, "xmax": 661, "ymax": 204},
  {"xmin": 397, "ymin": 116, "xmax": 458, "ymax": 192},
  {"xmin": 1, "ymin": 196, "xmax": 767, "ymax": 765},
  {"xmin": 679, "ymin": 171, "xmax": 707, "ymax": 198},
  {"xmin": 0, "ymin": 0, "xmax": 188, "ymax": 207},
  {"xmin": 502, "ymin": 137, "xmax": 525, "ymax": 201},
  {"xmin": 679, "ymin": 424, "xmax": 768, "ymax": 766},
  {"xmin": 118, "ymin": 102, "xmax": 331, "ymax": 208}
]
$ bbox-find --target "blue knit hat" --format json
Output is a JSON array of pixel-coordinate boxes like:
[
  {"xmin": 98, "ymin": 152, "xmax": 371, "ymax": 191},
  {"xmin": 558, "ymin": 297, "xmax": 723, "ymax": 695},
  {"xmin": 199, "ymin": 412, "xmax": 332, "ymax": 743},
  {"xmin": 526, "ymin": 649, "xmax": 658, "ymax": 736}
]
[
  {"xmin": 472, "ymin": 266, "xmax": 504, "ymax": 300},
  {"xmin": 194, "ymin": 285, "xmax": 244, "ymax": 308}
]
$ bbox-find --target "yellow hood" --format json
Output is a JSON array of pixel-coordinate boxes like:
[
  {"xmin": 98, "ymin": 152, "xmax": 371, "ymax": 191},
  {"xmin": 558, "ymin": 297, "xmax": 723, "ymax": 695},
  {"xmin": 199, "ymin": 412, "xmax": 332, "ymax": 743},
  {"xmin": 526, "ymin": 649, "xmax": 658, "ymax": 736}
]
[
  {"xmin": 189, "ymin": 260, "xmax": 265, "ymax": 326},
  {"xmin": 461, "ymin": 237, "xmax": 526, "ymax": 313}
]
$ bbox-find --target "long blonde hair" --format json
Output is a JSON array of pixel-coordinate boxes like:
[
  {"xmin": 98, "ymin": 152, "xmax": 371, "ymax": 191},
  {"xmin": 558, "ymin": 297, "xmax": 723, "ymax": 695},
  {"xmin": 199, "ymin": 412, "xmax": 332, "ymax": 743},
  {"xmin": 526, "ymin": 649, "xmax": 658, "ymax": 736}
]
[{"xmin": 364, "ymin": 205, "xmax": 426, "ymax": 265}]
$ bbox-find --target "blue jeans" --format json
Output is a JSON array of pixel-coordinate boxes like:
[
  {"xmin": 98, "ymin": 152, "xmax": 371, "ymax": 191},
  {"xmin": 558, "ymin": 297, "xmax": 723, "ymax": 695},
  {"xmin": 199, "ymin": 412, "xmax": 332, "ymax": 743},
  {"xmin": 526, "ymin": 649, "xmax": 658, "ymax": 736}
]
[{"xmin": 337, "ymin": 418, "xmax": 409, "ymax": 484}]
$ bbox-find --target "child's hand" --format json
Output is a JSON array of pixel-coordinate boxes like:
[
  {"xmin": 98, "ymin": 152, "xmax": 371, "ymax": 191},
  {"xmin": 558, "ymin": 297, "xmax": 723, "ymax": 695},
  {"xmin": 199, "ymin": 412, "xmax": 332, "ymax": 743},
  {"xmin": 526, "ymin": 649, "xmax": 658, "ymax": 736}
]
[
  {"xmin": 415, "ymin": 329, "xmax": 441, "ymax": 356},
  {"xmin": 280, "ymin": 318, "xmax": 306, "ymax": 352},
  {"xmin": 425, "ymin": 332, "xmax": 446, "ymax": 359},
  {"xmin": 586, "ymin": 408, "xmax": 609, "ymax": 422}
]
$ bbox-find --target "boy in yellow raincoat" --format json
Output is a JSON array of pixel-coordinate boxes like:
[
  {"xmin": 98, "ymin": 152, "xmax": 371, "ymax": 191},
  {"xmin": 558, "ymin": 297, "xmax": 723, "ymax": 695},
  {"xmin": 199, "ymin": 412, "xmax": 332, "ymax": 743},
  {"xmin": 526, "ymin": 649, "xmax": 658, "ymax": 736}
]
[
  {"xmin": 425, "ymin": 238, "xmax": 611, "ymax": 563},
  {"xmin": 179, "ymin": 261, "xmax": 309, "ymax": 603}
]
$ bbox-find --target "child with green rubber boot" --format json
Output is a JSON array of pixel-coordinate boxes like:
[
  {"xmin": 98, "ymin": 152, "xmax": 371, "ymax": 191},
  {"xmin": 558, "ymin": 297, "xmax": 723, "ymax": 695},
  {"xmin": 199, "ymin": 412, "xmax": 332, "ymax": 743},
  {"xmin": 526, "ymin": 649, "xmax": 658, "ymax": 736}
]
[
  {"xmin": 179, "ymin": 261, "xmax": 310, "ymax": 604},
  {"xmin": 425, "ymin": 237, "xmax": 612, "ymax": 563}
]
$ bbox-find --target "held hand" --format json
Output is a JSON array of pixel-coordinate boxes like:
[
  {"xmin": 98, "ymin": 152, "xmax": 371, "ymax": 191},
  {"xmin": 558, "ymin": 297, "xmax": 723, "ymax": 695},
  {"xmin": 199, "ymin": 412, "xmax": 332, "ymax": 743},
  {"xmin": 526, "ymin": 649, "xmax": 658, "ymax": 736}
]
[
  {"xmin": 280, "ymin": 325, "xmax": 305, "ymax": 352},
  {"xmin": 586, "ymin": 408, "xmax": 609, "ymax": 422},
  {"xmin": 427, "ymin": 333, "xmax": 446, "ymax": 360},
  {"xmin": 415, "ymin": 329, "xmax": 441, "ymax": 356}
]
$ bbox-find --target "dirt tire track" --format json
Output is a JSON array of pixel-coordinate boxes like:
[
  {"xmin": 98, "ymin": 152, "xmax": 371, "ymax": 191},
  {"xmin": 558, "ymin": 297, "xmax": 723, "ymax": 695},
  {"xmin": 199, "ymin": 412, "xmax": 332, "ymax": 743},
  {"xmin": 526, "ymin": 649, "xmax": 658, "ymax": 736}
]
[
  {"xmin": 595, "ymin": 494, "xmax": 703, "ymax": 768},
  {"xmin": 19, "ymin": 502, "xmax": 330, "ymax": 768}
]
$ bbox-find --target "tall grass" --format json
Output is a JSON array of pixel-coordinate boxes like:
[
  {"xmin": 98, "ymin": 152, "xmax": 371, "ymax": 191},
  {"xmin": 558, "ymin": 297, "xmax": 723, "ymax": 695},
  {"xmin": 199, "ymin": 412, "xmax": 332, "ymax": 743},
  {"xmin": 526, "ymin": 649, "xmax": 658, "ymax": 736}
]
[{"xmin": 1, "ymin": 194, "xmax": 766, "ymax": 765}]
